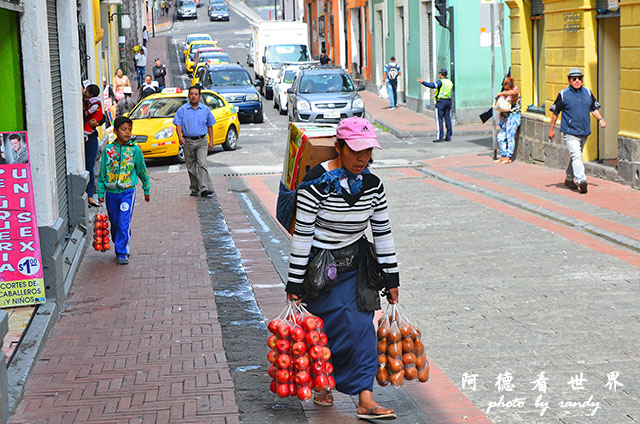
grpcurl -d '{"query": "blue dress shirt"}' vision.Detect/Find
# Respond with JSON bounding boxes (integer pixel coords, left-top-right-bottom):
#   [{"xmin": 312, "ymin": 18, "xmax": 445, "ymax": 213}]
[{"xmin": 173, "ymin": 102, "xmax": 216, "ymax": 137}]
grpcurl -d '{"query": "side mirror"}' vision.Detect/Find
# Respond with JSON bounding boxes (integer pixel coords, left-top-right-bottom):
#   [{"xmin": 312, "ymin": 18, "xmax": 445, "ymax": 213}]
[
  {"xmin": 262, "ymin": 56, "xmax": 266, "ymax": 64},
  {"xmin": 254, "ymin": 80, "xmax": 261, "ymax": 87},
  {"xmin": 286, "ymin": 88, "xmax": 294, "ymax": 94},
  {"xmin": 357, "ymin": 84, "xmax": 366, "ymax": 91}
]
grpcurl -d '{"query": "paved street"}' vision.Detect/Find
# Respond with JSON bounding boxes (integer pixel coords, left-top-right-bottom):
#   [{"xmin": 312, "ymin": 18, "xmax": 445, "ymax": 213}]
[{"xmin": 7, "ymin": 4, "xmax": 639, "ymax": 424}]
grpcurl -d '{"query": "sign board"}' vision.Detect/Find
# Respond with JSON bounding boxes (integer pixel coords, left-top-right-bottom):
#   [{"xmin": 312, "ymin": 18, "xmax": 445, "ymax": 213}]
[
  {"xmin": 608, "ymin": 0, "xmax": 618, "ymax": 10},
  {"xmin": 0, "ymin": 132, "xmax": 47, "ymax": 308},
  {"xmin": 479, "ymin": 3, "xmax": 502, "ymax": 47},
  {"xmin": 563, "ymin": 12, "xmax": 581, "ymax": 33}
]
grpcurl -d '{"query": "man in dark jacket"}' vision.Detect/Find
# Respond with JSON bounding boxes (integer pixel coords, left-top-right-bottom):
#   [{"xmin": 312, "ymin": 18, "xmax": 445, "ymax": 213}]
[
  {"xmin": 153, "ymin": 58, "xmax": 167, "ymax": 90},
  {"xmin": 548, "ymin": 68, "xmax": 606, "ymax": 194}
]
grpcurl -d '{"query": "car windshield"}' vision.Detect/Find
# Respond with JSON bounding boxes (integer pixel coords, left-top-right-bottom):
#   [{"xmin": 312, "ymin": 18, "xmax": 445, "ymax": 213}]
[
  {"xmin": 182, "ymin": 0, "xmax": 196, "ymax": 6},
  {"xmin": 198, "ymin": 53, "xmax": 231, "ymax": 63},
  {"xmin": 282, "ymin": 70, "xmax": 297, "ymax": 83},
  {"xmin": 187, "ymin": 36, "xmax": 210, "ymax": 45},
  {"xmin": 129, "ymin": 97, "xmax": 187, "ymax": 119},
  {"xmin": 298, "ymin": 74, "xmax": 354, "ymax": 94},
  {"xmin": 266, "ymin": 45, "xmax": 310, "ymax": 63},
  {"xmin": 212, "ymin": 5, "xmax": 226, "ymax": 10},
  {"xmin": 189, "ymin": 44, "xmax": 213, "ymax": 59},
  {"xmin": 207, "ymin": 69, "xmax": 252, "ymax": 86}
]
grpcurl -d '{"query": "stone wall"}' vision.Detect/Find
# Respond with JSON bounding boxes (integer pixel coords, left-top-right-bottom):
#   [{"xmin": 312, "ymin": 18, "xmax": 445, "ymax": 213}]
[{"xmin": 618, "ymin": 136, "xmax": 640, "ymax": 188}]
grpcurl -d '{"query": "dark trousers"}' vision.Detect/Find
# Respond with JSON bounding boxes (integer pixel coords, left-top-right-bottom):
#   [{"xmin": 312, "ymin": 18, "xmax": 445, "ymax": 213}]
[
  {"xmin": 85, "ymin": 132, "xmax": 99, "ymax": 198},
  {"xmin": 387, "ymin": 79, "xmax": 398, "ymax": 108},
  {"xmin": 435, "ymin": 99, "xmax": 452, "ymax": 140}
]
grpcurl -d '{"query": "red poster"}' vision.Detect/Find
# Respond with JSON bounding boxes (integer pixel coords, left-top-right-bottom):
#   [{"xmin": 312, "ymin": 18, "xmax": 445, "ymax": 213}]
[{"xmin": 0, "ymin": 131, "xmax": 47, "ymax": 307}]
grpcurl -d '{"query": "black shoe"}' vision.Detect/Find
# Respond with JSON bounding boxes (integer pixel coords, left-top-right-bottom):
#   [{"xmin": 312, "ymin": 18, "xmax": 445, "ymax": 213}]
[
  {"xmin": 444, "ymin": 138, "xmax": 451, "ymax": 142},
  {"xmin": 432, "ymin": 139, "xmax": 444, "ymax": 143},
  {"xmin": 190, "ymin": 191, "xmax": 198, "ymax": 197},
  {"xmin": 564, "ymin": 179, "xmax": 578, "ymax": 190},
  {"xmin": 201, "ymin": 189, "xmax": 213, "ymax": 197},
  {"xmin": 578, "ymin": 181, "xmax": 588, "ymax": 193},
  {"xmin": 117, "ymin": 257, "xmax": 129, "ymax": 265}
]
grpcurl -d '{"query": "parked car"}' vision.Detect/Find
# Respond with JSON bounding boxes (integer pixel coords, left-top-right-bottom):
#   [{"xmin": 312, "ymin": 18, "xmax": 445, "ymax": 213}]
[
  {"xmin": 198, "ymin": 63, "xmax": 264, "ymax": 123},
  {"xmin": 273, "ymin": 63, "xmax": 304, "ymax": 115},
  {"xmin": 177, "ymin": 0, "xmax": 197, "ymax": 20},
  {"xmin": 182, "ymin": 33, "xmax": 212, "ymax": 59},
  {"xmin": 127, "ymin": 87, "xmax": 239, "ymax": 163},
  {"xmin": 286, "ymin": 66, "xmax": 365, "ymax": 123},
  {"xmin": 209, "ymin": 4, "xmax": 229, "ymax": 20}
]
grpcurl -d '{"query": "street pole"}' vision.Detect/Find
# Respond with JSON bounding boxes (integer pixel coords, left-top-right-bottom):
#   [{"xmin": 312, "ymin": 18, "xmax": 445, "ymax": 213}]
[
  {"xmin": 448, "ymin": 6, "xmax": 455, "ymax": 120},
  {"xmin": 274, "ymin": 0, "xmax": 277, "ymax": 20},
  {"xmin": 490, "ymin": 3, "xmax": 497, "ymax": 160},
  {"xmin": 498, "ymin": 2, "xmax": 506, "ymax": 77},
  {"xmin": 118, "ymin": 4, "xmax": 127, "ymax": 74}
]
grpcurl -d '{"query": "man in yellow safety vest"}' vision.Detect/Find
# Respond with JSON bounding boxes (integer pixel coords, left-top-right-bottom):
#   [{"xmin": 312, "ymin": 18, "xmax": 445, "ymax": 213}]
[{"xmin": 418, "ymin": 68, "xmax": 453, "ymax": 142}]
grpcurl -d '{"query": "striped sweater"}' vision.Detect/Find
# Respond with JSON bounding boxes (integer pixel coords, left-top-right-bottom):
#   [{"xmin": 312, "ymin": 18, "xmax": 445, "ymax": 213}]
[{"xmin": 286, "ymin": 163, "xmax": 400, "ymax": 295}]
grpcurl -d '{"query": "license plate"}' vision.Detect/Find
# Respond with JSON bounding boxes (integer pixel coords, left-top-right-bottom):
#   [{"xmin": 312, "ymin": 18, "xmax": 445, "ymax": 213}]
[{"xmin": 324, "ymin": 110, "xmax": 340, "ymax": 119}]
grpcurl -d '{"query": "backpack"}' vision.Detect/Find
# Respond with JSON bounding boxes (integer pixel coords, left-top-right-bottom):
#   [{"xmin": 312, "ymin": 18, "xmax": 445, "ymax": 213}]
[{"xmin": 387, "ymin": 63, "xmax": 399, "ymax": 81}]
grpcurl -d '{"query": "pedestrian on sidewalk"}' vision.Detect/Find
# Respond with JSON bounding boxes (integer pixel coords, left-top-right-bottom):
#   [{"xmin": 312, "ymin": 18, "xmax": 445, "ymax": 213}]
[
  {"xmin": 153, "ymin": 58, "xmax": 167, "ymax": 91},
  {"xmin": 173, "ymin": 86, "xmax": 215, "ymax": 197},
  {"xmin": 97, "ymin": 116, "xmax": 151, "ymax": 265},
  {"xmin": 163, "ymin": 0, "xmax": 169, "ymax": 17},
  {"xmin": 319, "ymin": 48, "xmax": 330, "ymax": 66},
  {"xmin": 134, "ymin": 45, "xmax": 147, "ymax": 89},
  {"xmin": 286, "ymin": 116, "xmax": 399, "ymax": 421},
  {"xmin": 548, "ymin": 68, "xmax": 606, "ymax": 194},
  {"xmin": 83, "ymin": 84, "xmax": 104, "ymax": 208},
  {"xmin": 140, "ymin": 75, "xmax": 159, "ymax": 100},
  {"xmin": 113, "ymin": 68, "xmax": 131, "ymax": 102},
  {"xmin": 418, "ymin": 68, "xmax": 453, "ymax": 142},
  {"xmin": 493, "ymin": 77, "xmax": 521, "ymax": 164},
  {"xmin": 142, "ymin": 26, "xmax": 149, "ymax": 48},
  {"xmin": 383, "ymin": 57, "xmax": 401, "ymax": 110},
  {"xmin": 116, "ymin": 87, "xmax": 136, "ymax": 117}
]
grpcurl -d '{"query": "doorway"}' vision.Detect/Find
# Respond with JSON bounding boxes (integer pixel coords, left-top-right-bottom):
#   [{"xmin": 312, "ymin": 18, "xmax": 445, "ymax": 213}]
[
  {"xmin": 597, "ymin": 16, "xmax": 620, "ymax": 162},
  {"xmin": 374, "ymin": 8, "xmax": 383, "ymax": 85}
]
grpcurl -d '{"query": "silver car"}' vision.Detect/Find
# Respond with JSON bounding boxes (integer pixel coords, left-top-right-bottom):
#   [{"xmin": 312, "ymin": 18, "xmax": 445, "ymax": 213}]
[
  {"xmin": 286, "ymin": 67, "xmax": 365, "ymax": 123},
  {"xmin": 177, "ymin": 0, "xmax": 197, "ymax": 19}
]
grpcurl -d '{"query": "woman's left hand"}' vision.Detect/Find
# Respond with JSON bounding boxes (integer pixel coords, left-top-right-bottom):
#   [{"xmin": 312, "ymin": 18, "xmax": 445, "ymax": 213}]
[{"xmin": 387, "ymin": 288, "xmax": 399, "ymax": 304}]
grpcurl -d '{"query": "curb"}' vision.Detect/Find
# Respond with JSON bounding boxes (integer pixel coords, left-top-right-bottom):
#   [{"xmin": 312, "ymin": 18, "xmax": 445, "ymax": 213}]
[{"xmin": 367, "ymin": 114, "xmax": 492, "ymax": 139}]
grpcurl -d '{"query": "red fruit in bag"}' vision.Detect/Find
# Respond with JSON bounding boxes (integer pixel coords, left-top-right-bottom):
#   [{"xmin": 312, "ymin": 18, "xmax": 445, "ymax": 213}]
[
  {"xmin": 94, "ymin": 244, "xmax": 103, "ymax": 251},
  {"xmin": 276, "ymin": 384, "xmax": 289, "ymax": 398},
  {"xmin": 270, "ymin": 380, "xmax": 277, "ymax": 393},
  {"xmin": 302, "ymin": 316, "xmax": 317, "ymax": 332},
  {"xmin": 294, "ymin": 355, "xmax": 310, "ymax": 370},
  {"xmin": 328, "ymin": 375, "xmax": 336, "ymax": 389},
  {"xmin": 311, "ymin": 361, "xmax": 324, "ymax": 374},
  {"xmin": 267, "ymin": 335, "xmax": 277, "ymax": 349},
  {"xmin": 321, "ymin": 347, "xmax": 331, "ymax": 361},
  {"xmin": 276, "ymin": 369, "xmax": 291, "ymax": 384},
  {"xmin": 95, "ymin": 221, "xmax": 103, "ymax": 229},
  {"xmin": 277, "ymin": 323, "xmax": 291, "ymax": 339},
  {"xmin": 293, "ymin": 313, "xmax": 302, "ymax": 325},
  {"xmin": 103, "ymin": 243, "xmax": 110, "ymax": 251},
  {"xmin": 318, "ymin": 332, "xmax": 328, "ymax": 346},
  {"xmin": 291, "ymin": 342, "xmax": 307, "ymax": 356},
  {"xmin": 315, "ymin": 317, "xmax": 324, "ymax": 330},
  {"xmin": 325, "ymin": 362, "xmax": 334, "ymax": 374},
  {"xmin": 276, "ymin": 354, "xmax": 292, "ymax": 369},
  {"xmin": 314, "ymin": 374, "xmax": 329, "ymax": 390},
  {"xmin": 309, "ymin": 345, "xmax": 323, "ymax": 360},
  {"xmin": 94, "ymin": 237, "xmax": 103, "ymax": 245},
  {"xmin": 103, "ymin": 236, "xmax": 110, "ymax": 244},
  {"xmin": 290, "ymin": 326, "xmax": 305, "ymax": 342},
  {"xmin": 297, "ymin": 385, "xmax": 313, "ymax": 401},
  {"xmin": 305, "ymin": 330, "xmax": 320, "ymax": 345},
  {"xmin": 267, "ymin": 350, "xmax": 277, "ymax": 364},
  {"xmin": 276, "ymin": 339, "xmax": 290, "ymax": 353},
  {"xmin": 294, "ymin": 371, "xmax": 311, "ymax": 385},
  {"xmin": 268, "ymin": 365, "xmax": 276, "ymax": 379},
  {"xmin": 267, "ymin": 319, "xmax": 281, "ymax": 334}
]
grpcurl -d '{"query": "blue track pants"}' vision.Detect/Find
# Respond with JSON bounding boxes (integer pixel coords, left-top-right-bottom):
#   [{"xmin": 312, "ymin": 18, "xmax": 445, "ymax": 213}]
[{"xmin": 105, "ymin": 189, "xmax": 136, "ymax": 259}]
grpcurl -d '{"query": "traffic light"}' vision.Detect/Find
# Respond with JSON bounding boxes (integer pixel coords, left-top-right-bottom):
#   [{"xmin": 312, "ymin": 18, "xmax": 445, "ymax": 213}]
[{"xmin": 435, "ymin": 0, "xmax": 448, "ymax": 29}]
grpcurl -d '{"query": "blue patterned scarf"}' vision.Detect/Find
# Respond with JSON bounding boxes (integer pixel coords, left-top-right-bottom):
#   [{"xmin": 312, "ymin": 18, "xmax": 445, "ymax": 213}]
[{"xmin": 316, "ymin": 167, "xmax": 370, "ymax": 195}]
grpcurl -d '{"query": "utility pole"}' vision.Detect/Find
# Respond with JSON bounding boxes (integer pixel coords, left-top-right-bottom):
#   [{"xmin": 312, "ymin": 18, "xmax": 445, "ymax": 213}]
[
  {"xmin": 490, "ymin": 4, "xmax": 497, "ymax": 160},
  {"xmin": 118, "ymin": 4, "xmax": 127, "ymax": 73}
]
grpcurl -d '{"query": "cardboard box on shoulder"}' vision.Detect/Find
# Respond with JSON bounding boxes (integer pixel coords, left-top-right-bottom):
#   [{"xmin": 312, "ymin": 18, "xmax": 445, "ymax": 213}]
[{"xmin": 282, "ymin": 123, "xmax": 338, "ymax": 190}]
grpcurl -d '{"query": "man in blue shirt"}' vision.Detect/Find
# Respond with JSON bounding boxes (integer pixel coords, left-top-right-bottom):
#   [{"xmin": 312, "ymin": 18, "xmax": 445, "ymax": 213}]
[
  {"xmin": 548, "ymin": 68, "xmax": 606, "ymax": 194},
  {"xmin": 418, "ymin": 68, "xmax": 454, "ymax": 142},
  {"xmin": 173, "ymin": 86, "xmax": 216, "ymax": 197}
]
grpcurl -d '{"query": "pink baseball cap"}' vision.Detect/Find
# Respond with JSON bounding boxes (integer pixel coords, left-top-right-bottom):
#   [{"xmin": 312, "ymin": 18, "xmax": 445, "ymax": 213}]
[{"xmin": 336, "ymin": 117, "xmax": 381, "ymax": 151}]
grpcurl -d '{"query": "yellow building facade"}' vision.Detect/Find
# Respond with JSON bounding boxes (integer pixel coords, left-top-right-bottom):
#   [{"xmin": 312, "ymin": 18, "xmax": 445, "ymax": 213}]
[{"xmin": 507, "ymin": 0, "xmax": 640, "ymax": 188}]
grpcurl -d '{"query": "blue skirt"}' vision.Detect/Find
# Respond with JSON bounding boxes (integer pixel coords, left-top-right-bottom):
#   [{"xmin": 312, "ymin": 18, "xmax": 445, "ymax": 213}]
[{"xmin": 305, "ymin": 269, "xmax": 378, "ymax": 395}]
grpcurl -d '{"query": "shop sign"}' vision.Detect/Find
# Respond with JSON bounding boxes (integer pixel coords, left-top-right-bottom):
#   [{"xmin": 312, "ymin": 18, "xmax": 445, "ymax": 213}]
[
  {"xmin": 563, "ymin": 12, "xmax": 581, "ymax": 33},
  {"xmin": 0, "ymin": 132, "xmax": 46, "ymax": 308}
]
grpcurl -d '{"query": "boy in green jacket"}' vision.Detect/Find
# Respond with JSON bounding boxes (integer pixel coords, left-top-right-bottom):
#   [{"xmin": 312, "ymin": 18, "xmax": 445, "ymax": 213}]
[{"xmin": 97, "ymin": 116, "xmax": 150, "ymax": 265}]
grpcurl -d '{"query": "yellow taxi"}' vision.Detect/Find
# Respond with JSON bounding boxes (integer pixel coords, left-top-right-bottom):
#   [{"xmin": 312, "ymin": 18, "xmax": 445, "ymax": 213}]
[
  {"xmin": 182, "ymin": 33, "xmax": 212, "ymax": 60},
  {"xmin": 127, "ymin": 87, "xmax": 239, "ymax": 163},
  {"xmin": 185, "ymin": 40, "xmax": 218, "ymax": 73}
]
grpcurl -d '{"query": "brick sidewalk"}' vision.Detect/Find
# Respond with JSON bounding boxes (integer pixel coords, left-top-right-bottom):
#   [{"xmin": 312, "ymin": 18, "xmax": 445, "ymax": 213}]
[
  {"xmin": 10, "ymin": 173, "xmax": 240, "ymax": 423},
  {"xmin": 361, "ymin": 90, "xmax": 490, "ymax": 139}
]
